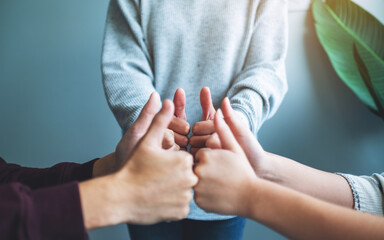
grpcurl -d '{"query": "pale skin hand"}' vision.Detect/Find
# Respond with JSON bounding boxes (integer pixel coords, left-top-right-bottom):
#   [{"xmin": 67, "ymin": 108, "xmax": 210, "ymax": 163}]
[
  {"xmin": 195, "ymin": 103, "xmax": 384, "ymax": 240},
  {"xmin": 169, "ymin": 88, "xmax": 190, "ymax": 151},
  {"xmin": 190, "ymin": 87, "xmax": 217, "ymax": 156},
  {"xmin": 217, "ymin": 97, "xmax": 353, "ymax": 208},
  {"xmin": 194, "ymin": 109, "xmax": 257, "ymax": 216},
  {"xmin": 79, "ymin": 100, "xmax": 198, "ymax": 230},
  {"xmin": 93, "ymin": 92, "xmax": 179, "ymax": 177}
]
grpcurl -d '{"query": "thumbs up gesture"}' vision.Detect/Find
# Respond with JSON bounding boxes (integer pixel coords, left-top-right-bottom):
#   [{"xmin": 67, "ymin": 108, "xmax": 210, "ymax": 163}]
[
  {"xmin": 168, "ymin": 88, "xmax": 190, "ymax": 151},
  {"xmin": 193, "ymin": 98, "xmax": 257, "ymax": 217},
  {"xmin": 190, "ymin": 87, "xmax": 218, "ymax": 156},
  {"xmin": 116, "ymin": 99, "xmax": 198, "ymax": 224}
]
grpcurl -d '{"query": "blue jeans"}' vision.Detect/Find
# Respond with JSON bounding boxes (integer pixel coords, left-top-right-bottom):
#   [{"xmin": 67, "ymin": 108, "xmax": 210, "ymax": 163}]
[{"xmin": 128, "ymin": 217, "xmax": 246, "ymax": 240}]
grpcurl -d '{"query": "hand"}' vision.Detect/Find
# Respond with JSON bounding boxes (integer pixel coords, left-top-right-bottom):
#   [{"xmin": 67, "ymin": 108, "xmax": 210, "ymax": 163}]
[
  {"xmin": 115, "ymin": 93, "xmax": 179, "ymax": 171},
  {"xmin": 81, "ymin": 100, "xmax": 198, "ymax": 229},
  {"xmin": 94, "ymin": 93, "xmax": 180, "ymax": 177},
  {"xmin": 193, "ymin": 109, "xmax": 256, "ymax": 216},
  {"xmin": 190, "ymin": 87, "xmax": 217, "ymax": 156},
  {"xmin": 217, "ymin": 97, "xmax": 270, "ymax": 176},
  {"xmin": 168, "ymin": 88, "xmax": 190, "ymax": 150}
]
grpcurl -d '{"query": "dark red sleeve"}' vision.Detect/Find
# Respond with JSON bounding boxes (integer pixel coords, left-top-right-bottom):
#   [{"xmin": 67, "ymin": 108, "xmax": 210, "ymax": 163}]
[
  {"xmin": 0, "ymin": 182, "xmax": 88, "ymax": 240},
  {"xmin": 0, "ymin": 157, "xmax": 97, "ymax": 189}
]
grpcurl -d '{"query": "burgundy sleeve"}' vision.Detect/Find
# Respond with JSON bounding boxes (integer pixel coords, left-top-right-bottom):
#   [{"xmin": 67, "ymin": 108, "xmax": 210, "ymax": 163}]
[
  {"xmin": 0, "ymin": 182, "xmax": 88, "ymax": 240},
  {"xmin": 0, "ymin": 157, "xmax": 97, "ymax": 189}
]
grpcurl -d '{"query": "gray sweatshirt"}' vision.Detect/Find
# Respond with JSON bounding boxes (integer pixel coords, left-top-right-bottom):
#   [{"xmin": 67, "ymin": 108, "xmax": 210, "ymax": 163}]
[{"xmin": 102, "ymin": 0, "xmax": 288, "ymax": 220}]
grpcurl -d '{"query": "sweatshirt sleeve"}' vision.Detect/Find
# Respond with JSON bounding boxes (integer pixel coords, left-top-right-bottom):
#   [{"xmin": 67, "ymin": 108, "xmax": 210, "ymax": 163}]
[
  {"xmin": 337, "ymin": 173, "xmax": 384, "ymax": 216},
  {"xmin": 0, "ymin": 182, "xmax": 88, "ymax": 240},
  {"xmin": 102, "ymin": 0, "xmax": 155, "ymax": 133},
  {"xmin": 227, "ymin": 0, "xmax": 288, "ymax": 134},
  {"xmin": 0, "ymin": 157, "xmax": 96, "ymax": 189}
]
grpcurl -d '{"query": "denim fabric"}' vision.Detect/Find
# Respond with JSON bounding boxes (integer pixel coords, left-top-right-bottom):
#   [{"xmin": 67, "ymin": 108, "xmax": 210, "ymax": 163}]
[{"xmin": 128, "ymin": 217, "xmax": 246, "ymax": 240}]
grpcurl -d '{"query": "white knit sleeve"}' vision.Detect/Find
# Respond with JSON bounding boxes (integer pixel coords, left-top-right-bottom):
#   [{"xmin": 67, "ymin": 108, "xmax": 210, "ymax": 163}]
[{"xmin": 337, "ymin": 173, "xmax": 384, "ymax": 216}]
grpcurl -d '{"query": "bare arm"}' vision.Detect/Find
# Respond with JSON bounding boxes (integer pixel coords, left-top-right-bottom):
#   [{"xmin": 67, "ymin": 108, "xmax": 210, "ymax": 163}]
[
  {"xmin": 261, "ymin": 152, "xmax": 354, "ymax": 208},
  {"xmin": 216, "ymin": 97, "xmax": 354, "ymax": 208},
  {"xmin": 194, "ymin": 104, "xmax": 384, "ymax": 239},
  {"xmin": 247, "ymin": 178, "xmax": 384, "ymax": 240}
]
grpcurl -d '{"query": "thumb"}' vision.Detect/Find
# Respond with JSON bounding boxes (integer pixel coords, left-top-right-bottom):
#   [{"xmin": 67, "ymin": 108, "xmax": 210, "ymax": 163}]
[
  {"xmin": 130, "ymin": 92, "xmax": 161, "ymax": 133},
  {"xmin": 173, "ymin": 88, "xmax": 187, "ymax": 120},
  {"xmin": 143, "ymin": 100, "xmax": 175, "ymax": 147},
  {"xmin": 221, "ymin": 97, "xmax": 264, "ymax": 153},
  {"xmin": 200, "ymin": 87, "xmax": 216, "ymax": 120},
  {"xmin": 213, "ymin": 109, "xmax": 243, "ymax": 153}
]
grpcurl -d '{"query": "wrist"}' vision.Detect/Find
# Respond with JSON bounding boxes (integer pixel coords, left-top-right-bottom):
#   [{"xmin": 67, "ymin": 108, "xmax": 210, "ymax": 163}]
[
  {"xmin": 238, "ymin": 176, "xmax": 260, "ymax": 218},
  {"xmin": 79, "ymin": 172, "xmax": 134, "ymax": 230},
  {"xmin": 256, "ymin": 152, "xmax": 283, "ymax": 184},
  {"xmin": 92, "ymin": 153, "xmax": 117, "ymax": 178}
]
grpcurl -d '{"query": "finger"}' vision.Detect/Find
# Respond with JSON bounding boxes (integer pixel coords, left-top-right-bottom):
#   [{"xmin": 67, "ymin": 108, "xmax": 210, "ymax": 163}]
[
  {"xmin": 214, "ymin": 109, "xmax": 242, "ymax": 153},
  {"xmin": 194, "ymin": 148, "xmax": 212, "ymax": 165},
  {"xmin": 189, "ymin": 135, "xmax": 210, "ymax": 148},
  {"xmin": 174, "ymin": 132, "xmax": 189, "ymax": 147},
  {"xmin": 206, "ymin": 133, "xmax": 221, "ymax": 149},
  {"xmin": 221, "ymin": 98, "xmax": 257, "ymax": 145},
  {"xmin": 173, "ymin": 88, "xmax": 187, "ymax": 120},
  {"xmin": 144, "ymin": 100, "xmax": 175, "ymax": 146},
  {"xmin": 131, "ymin": 92, "xmax": 161, "ymax": 133},
  {"xmin": 162, "ymin": 129, "xmax": 175, "ymax": 149},
  {"xmin": 172, "ymin": 144, "xmax": 181, "ymax": 151},
  {"xmin": 168, "ymin": 117, "xmax": 190, "ymax": 135},
  {"xmin": 190, "ymin": 147, "xmax": 200, "ymax": 158},
  {"xmin": 200, "ymin": 87, "xmax": 216, "ymax": 121},
  {"xmin": 192, "ymin": 120, "xmax": 215, "ymax": 135}
]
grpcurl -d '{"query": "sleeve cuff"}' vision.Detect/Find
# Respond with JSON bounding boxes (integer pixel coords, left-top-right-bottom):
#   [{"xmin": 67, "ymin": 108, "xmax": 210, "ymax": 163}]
[
  {"xmin": 29, "ymin": 182, "xmax": 89, "ymax": 239},
  {"xmin": 336, "ymin": 173, "xmax": 384, "ymax": 216},
  {"xmin": 67, "ymin": 159, "xmax": 98, "ymax": 182}
]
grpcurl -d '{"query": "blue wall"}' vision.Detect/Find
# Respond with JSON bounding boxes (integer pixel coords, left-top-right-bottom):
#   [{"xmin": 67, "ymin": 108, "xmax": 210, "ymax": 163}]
[{"xmin": 0, "ymin": 1, "xmax": 383, "ymax": 240}]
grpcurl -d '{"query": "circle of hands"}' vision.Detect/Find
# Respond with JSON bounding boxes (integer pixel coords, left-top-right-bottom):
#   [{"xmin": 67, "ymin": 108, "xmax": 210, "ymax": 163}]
[{"xmin": 114, "ymin": 87, "xmax": 267, "ymax": 222}]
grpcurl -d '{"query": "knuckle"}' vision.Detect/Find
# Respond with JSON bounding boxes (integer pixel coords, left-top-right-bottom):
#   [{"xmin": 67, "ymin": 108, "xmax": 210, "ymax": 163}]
[{"xmin": 180, "ymin": 206, "xmax": 190, "ymax": 218}]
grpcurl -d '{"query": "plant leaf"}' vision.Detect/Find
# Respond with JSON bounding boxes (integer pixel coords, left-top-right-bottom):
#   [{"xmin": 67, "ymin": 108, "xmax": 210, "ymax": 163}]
[
  {"xmin": 353, "ymin": 44, "xmax": 384, "ymax": 120},
  {"xmin": 312, "ymin": 0, "xmax": 384, "ymax": 112}
]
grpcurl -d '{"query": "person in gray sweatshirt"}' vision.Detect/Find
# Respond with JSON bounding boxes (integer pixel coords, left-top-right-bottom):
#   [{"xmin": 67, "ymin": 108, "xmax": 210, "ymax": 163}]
[{"xmin": 101, "ymin": 0, "xmax": 288, "ymax": 239}]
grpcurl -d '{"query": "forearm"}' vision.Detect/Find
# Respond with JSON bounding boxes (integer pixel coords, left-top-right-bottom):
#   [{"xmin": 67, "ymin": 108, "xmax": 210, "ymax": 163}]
[
  {"xmin": 248, "ymin": 179, "xmax": 384, "ymax": 240},
  {"xmin": 0, "ymin": 157, "xmax": 96, "ymax": 189},
  {"xmin": 261, "ymin": 152, "xmax": 354, "ymax": 208},
  {"xmin": 79, "ymin": 174, "xmax": 134, "ymax": 230},
  {"xmin": 102, "ymin": 0, "xmax": 155, "ymax": 132},
  {"xmin": 0, "ymin": 182, "xmax": 88, "ymax": 240},
  {"xmin": 228, "ymin": 0, "xmax": 288, "ymax": 133}
]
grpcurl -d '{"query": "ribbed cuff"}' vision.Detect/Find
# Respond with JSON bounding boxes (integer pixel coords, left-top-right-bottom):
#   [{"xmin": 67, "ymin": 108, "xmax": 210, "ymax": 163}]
[
  {"xmin": 336, "ymin": 173, "xmax": 384, "ymax": 216},
  {"xmin": 28, "ymin": 182, "xmax": 88, "ymax": 240},
  {"xmin": 231, "ymin": 105, "xmax": 256, "ymax": 133}
]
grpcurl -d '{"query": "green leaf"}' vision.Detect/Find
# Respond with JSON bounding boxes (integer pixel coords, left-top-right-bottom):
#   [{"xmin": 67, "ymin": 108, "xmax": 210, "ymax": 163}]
[
  {"xmin": 353, "ymin": 44, "xmax": 384, "ymax": 120},
  {"xmin": 312, "ymin": 0, "xmax": 384, "ymax": 113}
]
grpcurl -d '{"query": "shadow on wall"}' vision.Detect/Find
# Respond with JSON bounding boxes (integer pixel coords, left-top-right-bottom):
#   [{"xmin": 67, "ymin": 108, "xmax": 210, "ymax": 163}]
[{"xmin": 304, "ymin": 10, "xmax": 383, "ymax": 138}]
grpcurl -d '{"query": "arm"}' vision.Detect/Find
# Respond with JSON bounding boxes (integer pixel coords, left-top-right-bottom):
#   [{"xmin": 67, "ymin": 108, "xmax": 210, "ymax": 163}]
[
  {"xmin": 336, "ymin": 173, "xmax": 384, "ymax": 215},
  {"xmin": 102, "ymin": 1, "xmax": 189, "ymax": 148},
  {"xmin": 194, "ymin": 107, "xmax": 384, "ymax": 240},
  {"xmin": 191, "ymin": 0, "xmax": 288, "ymax": 151},
  {"xmin": 1, "ymin": 99, "xmax": 197, "ymax": 238},
  {"xmin": 248, "ymin": 178, "xmax": 384, "ymax": 240},
  {"xmin": 216, "ymin": 97, "xmax": 355, "ymax": 209},
  {"xmin": 0, "ymin": 157, "xmax": 96, "ymax": 189},
  {"xmin": 0, "ymin": 182, "xmax": 88, "ymax": 240},
  {"xmin": 227, "ymin": 0, "xmax": 288, "ymax": 133},
  {"xmin": 102, "ymin": 0, "xmax": 155, "ymax": 133}
]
